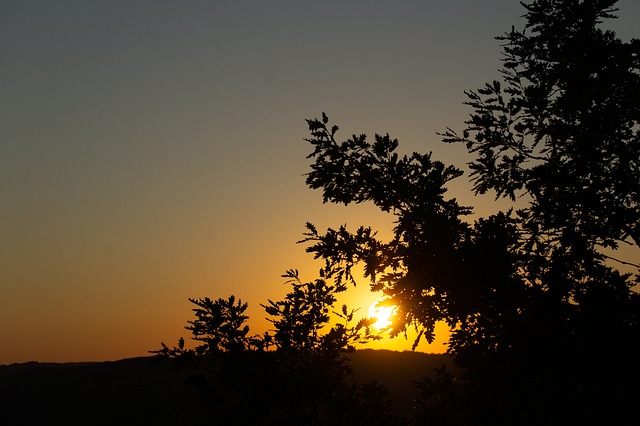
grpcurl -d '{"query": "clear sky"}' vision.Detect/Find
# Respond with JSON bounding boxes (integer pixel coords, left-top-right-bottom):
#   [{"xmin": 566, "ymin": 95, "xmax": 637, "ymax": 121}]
[{"xmin": 2, "ymin": 1, "xmax": 639, "ymax": 364}]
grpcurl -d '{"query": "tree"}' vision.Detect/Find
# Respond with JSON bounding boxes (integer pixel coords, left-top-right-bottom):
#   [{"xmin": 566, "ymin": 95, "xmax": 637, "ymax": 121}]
[
  {"xmin": 154, "ymin": 270, "xmax": 397, "ymax": 425},
  {"xmin": 153, "ymin": 295, "xmax": 252, "ymax": 362},
  {"xmin": 441, "ymin": 0, "xmax": 640, "ymax": 254},
  {"xmin": 258, "ymin": 268, "xmax": 394, "ymax": 425},
  {"xmin": 186, "ymin": 295, "xmax": 252, "ymax": 354},
  {"xmin": 301, "ymin": 1, "xmax": 639, "ymax": 423},
  {"xmin": 262, "ymin": 268, "xmax": 377, "ymax": 355}
]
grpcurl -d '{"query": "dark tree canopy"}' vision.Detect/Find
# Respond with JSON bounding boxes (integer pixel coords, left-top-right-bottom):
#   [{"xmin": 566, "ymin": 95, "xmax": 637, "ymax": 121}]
[
  {"xmin": 442, "ymin": 0, "xmax": 640, "ymax": 251},
  {"xmin": 302, "ymin": 1, "xmax": 639, "ymax": 423}
]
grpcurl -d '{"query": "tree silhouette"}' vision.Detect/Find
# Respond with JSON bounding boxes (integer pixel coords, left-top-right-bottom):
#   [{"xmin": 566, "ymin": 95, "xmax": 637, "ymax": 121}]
[
  {"xmin": 156, "ymin": 1, "xmax": 639, "ymax": 423},
  {"xmin": 186, "ymin": 295, "xmax": 251, "ymax": 354},
  {"xmin": 301, "ymin": 1, "xmax": 639, "ymax": 423},
  {"xmin": 262, "ymin": 268, "xmax": 377, "ymax": 355},
  {"xmin": 258, "ymin": 268, "xmax": 395, "ymax": 424},
  {"xmin": 153, "ymin": 295, "xmax": 255, "ymax": 361},
  {"xmin": 441, "ymin": 0, "xmax": 640, "ymax": 254},
  {"xmin": 154, "ymin": 270, "xmax": 398, "ymax": 425}
]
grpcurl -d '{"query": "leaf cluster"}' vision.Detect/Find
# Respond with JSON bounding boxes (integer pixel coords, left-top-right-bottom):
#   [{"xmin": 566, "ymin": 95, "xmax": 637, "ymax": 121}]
[
  {"xmin": 440, "ymin": 0, "xmax": 640, "ymax": 251},
  {"xmin": 262, "ymin": 268, "xmax": 379, "ymax": 355}
]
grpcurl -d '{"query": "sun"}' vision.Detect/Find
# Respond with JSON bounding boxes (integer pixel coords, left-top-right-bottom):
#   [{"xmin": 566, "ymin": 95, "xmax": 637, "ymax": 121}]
[{"xmin": 368, "ymin": 300, "xmax": 396, "ymax": 329}]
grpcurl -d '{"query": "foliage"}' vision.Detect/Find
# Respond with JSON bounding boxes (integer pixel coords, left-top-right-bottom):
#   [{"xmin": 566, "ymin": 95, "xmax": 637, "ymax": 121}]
[
  {"xmin": 154, "ymin": 270, "xmax": 398, "ymax": 425},
  {"xmin": 262, "ymin": 268, "xmax": 378, "ymax": 354},
  {"xmin": 301, "ymin": 1, "xmax": 640, "ymax": 423},
  {"xmin": 441, "ymin": 0, "xmax": 640, "ymax": 252},
  {"xmin": 303, "ymin": 113, "xmax": 533, "ymax": 354},
  {"xmin": 152, "ymin": 295, "xmax": 254, "ymax": 361},
  {"xmin": 186, "ymin": 295, "xmax": 251, "ymax": 354}
]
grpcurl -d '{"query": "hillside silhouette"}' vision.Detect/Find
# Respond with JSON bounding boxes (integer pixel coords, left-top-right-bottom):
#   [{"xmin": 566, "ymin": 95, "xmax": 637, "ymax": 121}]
[{"xmin": 0, "ymin": 350, "xmax": 448, "ymax": 425}]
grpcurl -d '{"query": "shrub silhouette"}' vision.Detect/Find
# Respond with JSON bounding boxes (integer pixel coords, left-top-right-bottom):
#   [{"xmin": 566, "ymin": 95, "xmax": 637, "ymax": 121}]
[{"xmin": 154, "ymin": 269, "xmax": 400, "ymax": 425}]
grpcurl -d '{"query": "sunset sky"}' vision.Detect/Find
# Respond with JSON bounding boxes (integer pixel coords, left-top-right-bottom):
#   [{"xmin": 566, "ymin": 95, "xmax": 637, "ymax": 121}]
[{"xmin": 2, "ymin": 1, "xmax": 639, "ymax": 364}]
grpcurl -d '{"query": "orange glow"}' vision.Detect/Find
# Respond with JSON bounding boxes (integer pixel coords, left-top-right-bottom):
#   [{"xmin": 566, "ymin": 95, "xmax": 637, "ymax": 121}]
[{"xmin": 368, "ymin": 299, "xmax": 396, "ymax": 330}]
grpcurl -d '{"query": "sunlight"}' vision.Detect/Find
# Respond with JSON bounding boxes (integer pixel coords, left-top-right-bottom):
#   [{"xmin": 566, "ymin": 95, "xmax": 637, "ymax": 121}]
[{"xmin": 368, "ymin": 299, "xmax": 396, "ymax": 330}]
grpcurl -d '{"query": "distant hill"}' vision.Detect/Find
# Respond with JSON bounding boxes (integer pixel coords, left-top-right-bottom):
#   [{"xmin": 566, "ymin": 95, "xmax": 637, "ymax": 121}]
[
  {"xmin": 0, "ymin": 357, "xmax": 204, "ymax": 425},
  {"xmin": 0, "ymin": 350, "xmax": 452, "ymax": 425},
  {"xmin": 349, "ymin": 349, "xmax": 453, "ymax": 417}
]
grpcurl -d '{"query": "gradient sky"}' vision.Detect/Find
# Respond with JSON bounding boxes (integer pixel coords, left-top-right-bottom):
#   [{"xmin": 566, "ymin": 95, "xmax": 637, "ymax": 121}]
[{"xmin": 2, "ymin": 1, "xmax": 639, "ymax": 364}]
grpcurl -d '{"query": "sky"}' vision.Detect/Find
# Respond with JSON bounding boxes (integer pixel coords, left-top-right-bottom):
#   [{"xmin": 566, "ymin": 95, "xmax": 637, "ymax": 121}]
[{"xmin": 1, "ymin": 0, "xmax": 639, "ymax": 364}]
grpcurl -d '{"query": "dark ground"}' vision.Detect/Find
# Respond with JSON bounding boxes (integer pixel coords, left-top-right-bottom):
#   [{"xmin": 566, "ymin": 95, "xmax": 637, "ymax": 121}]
[{"xmin": 0, "ymin": 349, "xmax": 451, "ymax": 425}]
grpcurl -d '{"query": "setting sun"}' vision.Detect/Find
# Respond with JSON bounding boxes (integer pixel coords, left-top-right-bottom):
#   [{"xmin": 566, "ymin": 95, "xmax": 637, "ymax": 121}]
[{"xmin": 368, "ymin": 300, "xmax": 396, "ymax": 330}]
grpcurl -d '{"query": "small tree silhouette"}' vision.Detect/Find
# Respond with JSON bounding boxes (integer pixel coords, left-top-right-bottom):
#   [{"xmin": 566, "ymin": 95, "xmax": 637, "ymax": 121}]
[
  {"xmin": 186, "ymin": 295, "xmax": 251, "ymax": 354},
  {"xmin": 262, "ymin": 268, "xmax": 377, "ymax": 354},
  {"xmin": 153, "ymin": 295, "xmax": 253, "ymax": 359},
  {"xmin": 154, "ymin": 268, "xmax": 398, "ymax": 425}
]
